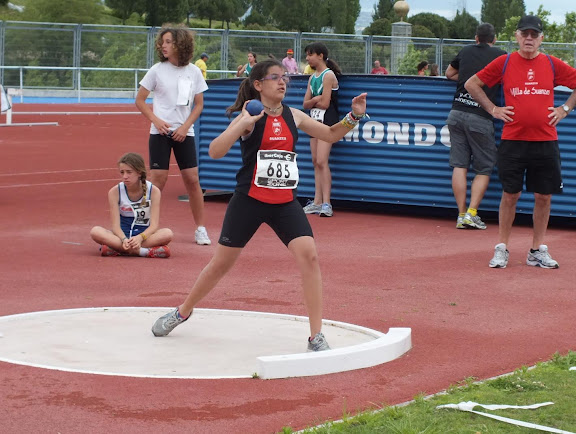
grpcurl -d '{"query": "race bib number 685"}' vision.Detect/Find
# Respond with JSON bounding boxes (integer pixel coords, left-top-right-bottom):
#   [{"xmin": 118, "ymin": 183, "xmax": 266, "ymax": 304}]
[{"xmin": 254, "ymin": 150, "xmax": 299, "ymax": 189}]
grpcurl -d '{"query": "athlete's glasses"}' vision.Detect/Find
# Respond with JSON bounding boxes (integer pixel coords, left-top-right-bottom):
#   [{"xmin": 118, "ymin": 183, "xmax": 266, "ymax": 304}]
[
  {"xmin": 261, "ymin": 74, "xmax": 290, "ymax": 84},
  {"xmin": 519, "ymin": 30, "xmax": 541, "ymax": 39}
]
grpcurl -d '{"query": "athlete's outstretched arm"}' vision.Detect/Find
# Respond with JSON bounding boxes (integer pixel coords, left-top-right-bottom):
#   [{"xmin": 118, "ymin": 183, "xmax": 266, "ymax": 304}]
[{"xmin": 293, "ymin": 93, "xmax": 367, "ymax": 143}]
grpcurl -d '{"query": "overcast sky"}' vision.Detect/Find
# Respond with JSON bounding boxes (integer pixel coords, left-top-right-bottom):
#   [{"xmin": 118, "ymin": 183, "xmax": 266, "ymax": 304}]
[{"xmin": 360, "ymin": 0, "xmax": 575, "ymax": 25}]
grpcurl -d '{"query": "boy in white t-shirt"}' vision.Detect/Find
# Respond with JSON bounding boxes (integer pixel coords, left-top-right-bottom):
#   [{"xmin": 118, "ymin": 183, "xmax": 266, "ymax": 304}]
[{"xmin": 136, "ymin": 25, "xmax": 211, "ymax": 245}]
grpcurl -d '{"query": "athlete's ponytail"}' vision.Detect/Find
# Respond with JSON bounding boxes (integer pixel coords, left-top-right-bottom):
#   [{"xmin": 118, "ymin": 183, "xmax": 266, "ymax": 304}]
[{"xmin": 304, "ymin": 42, "xmax": 341, "ymax": 77}]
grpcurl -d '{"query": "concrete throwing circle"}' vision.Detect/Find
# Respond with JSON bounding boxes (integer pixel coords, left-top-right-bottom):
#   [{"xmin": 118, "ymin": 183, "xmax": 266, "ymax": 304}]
[{"xmin": 0, "ymin": 307, "xmax": 411, "ymax": 379}]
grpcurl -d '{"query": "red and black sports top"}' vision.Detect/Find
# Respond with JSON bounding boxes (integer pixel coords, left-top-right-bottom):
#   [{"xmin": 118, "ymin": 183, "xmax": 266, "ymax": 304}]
[{"xmin": 235, "ymin": 105, "xmax": 299, "ymax": 204}]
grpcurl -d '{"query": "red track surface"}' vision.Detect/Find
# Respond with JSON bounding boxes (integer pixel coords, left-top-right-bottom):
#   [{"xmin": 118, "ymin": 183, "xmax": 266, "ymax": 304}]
[{"xmin": 1, "ymin": 105, "xmax": 575, "ymax": 433}]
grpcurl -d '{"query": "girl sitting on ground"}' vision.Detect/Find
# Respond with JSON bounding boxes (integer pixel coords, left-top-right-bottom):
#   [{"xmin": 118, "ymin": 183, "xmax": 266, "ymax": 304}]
[{"xmin": 90, "ymin": 152, "xmax": 173, "ymax": 258}]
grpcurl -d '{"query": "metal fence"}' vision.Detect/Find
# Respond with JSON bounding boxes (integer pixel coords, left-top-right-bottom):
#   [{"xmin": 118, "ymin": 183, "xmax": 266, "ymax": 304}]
[{"xmin": 1, "ymin": 20, "xmax": 576, "ymax": 93}]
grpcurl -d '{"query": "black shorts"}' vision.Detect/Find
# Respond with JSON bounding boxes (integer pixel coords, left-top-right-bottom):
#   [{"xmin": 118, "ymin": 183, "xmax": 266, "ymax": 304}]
[
  {"xmin": 219, "ymin": 192, "xmax": 314, "ymax": 248},
  {"xmin": 148, "ymin": 134, "xmax": 198, "ymax": 170},
  {"xmin": 497, "ymin": 140, "xmax": 563, "ymax": 194},
  {"xmin": 323, "ymin": 106, "xmax": 339, "ymax": 126}
]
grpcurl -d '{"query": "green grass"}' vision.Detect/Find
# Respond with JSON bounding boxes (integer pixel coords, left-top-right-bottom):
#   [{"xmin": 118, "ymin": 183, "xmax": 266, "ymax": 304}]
[{"xmin": 282, "ymin": 351, "xmax": 576, "ymax": 433}]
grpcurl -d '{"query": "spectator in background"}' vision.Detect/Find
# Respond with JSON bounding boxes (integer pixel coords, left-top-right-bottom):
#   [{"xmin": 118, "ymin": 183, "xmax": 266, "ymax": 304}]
[
  {"xmin": 371, "ymin": 60, "xmax": 388, "ymax": 75},
  {"xmin": 417, "ymin": 61, "xmax": 428, "ymax": 75},
  {"xmin": 302, "ymin": 42, "xmax": 343, "ymax": 218},
  {"xmin": 445, "ymin": 22, "xmax": 506, "ymax": 231},
  {"xmin": 282, "ymin": 48, "xmax": 300, "ymax": 74},
  {"xmin": 429, "ymin": 63, "xmax": 440, "ymax": 76},
  {"xmin": 466, "ymin": 15, "xmax": 576, "ymax": 269},
  {"xmin": 194, "ymin": 52, "xmax": 209, "ymax": 79},
  {"xmin": 135, "ymin": 25, "xmax": 212, "ymax": 246},
  {"xmin": 303, "ymin": 63, "xmax": 314, "ymax": 74},
  {"xmin": 237, "ymin": 52, "xmax": 257, "ymax": 77}
]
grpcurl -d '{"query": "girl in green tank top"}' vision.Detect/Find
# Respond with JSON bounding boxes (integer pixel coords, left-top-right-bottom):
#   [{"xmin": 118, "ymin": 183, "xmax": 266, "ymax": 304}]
[{"xmin": 302, "ymin": 42, "xmax": 342, "ymax": 218}]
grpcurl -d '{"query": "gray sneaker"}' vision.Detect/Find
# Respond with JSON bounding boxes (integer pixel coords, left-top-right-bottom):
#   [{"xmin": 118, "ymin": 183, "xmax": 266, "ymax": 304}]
[
  {"xmin": 151, "ymin": 308, "xmax": 189, "ymax": 337},
  {"xmin": 303, "ymin": 200, "xmax": 321, "ymax": 214},
  {"xmin": 462, "ymin": 212, "xmax": 486, "ymax": 229},
  {"xmin": 318, "ymin": 203, "xmax": 333, "ymax": 217},
  {"xmin": 456, "ymin": 215, "xmax": 465, "ymax": 229},
  {"xmin": 489, "ymin": 243, "xmax": 509, "ymax": 268},
  {"xmin": 307, "ymin": 332, "xmax": 331, "ymax": 352},
  {"xmin": 526, "ymin": 245, "xmax": 559, "ymax": 269}
]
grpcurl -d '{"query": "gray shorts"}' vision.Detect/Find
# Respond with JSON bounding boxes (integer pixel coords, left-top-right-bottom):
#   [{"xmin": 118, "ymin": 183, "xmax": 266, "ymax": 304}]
[{"xmin": 447, "ymin": 110, "xmax": 496, "ymax": 175}]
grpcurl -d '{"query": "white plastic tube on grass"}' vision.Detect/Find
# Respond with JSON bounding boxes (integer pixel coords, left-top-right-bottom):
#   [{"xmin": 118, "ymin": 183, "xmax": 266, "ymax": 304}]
[{"xmin": 436, "ymin": 401, "xmax": 575, "ymax": 434}]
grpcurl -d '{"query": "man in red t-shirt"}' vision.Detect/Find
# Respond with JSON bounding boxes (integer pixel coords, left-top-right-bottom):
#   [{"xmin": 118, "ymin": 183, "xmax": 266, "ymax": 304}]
[
  {"xmin": 466, "ymin": 15, "xmax": 576, "ymax": 270},
  {"xmin": 371, "ymin": 60, "xmax": 388, "ymax": 75}
]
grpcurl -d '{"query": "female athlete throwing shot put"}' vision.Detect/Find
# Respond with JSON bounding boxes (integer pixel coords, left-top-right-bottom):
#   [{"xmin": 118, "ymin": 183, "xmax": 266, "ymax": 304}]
[{"xmin": 151, "ymin": 59, "xmax": 367, "ymax": 351}]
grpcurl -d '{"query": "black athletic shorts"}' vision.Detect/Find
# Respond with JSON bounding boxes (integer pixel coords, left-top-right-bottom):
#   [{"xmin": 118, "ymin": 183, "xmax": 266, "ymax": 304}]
[
  {"xmin": 148, "ymin": 134, "xmax": 198, "ymax": 170},
  {"xmin": 497, "ymin": 140, "xmax": 562, "ymax": 194},
  {"xmin": 219, "ymin": 192, "xmax": 314, "ymax": 248}
]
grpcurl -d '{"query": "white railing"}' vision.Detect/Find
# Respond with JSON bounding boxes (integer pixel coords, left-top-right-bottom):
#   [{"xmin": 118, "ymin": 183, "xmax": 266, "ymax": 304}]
[{"xmin": 0, "ymin": 65, "xmax": 237, "ymax": 103}]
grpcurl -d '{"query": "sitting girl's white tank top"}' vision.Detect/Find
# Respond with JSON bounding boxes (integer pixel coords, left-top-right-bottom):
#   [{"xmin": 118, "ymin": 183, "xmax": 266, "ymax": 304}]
[{"xmin": 118, "ymin": 180, "xmax": 152, "ymax": 237}]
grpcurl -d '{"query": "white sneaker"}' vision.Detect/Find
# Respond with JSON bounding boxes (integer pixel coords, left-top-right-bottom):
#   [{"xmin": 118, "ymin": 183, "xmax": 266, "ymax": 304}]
[
  {"xmin": 456, "ymin": 215, "xmax": 465, "ymax": 229},
  {"xmin": 307, "ymin": 332, "xmax": 331, "ymax": 352},
  {"xmin": 526, "ymin": 245, "xmax": 559, "ymax": 269},
  {"xmin": 489, "ymin": 243, "xmax": 509, "ymax": 268},
  {"xmin": 318, "ymin": 203, "xmax": 333, "ymax": 217},
  {"xmin": 195, "ymin": 226, "xmax": 211, "ymax": 245},
  {"xmin": 462, "ymin": 212, "xmax": 487, "ymax": 230},
  {"xmin": 303, "ymin": 200, "xmax": 321, "ymax": 214}
]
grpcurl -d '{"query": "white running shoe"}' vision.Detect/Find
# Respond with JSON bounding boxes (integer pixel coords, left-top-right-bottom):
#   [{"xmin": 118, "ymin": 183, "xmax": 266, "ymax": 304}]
[
  {"xmin": 489, "ymin": 243, "xmax": 509, "ymax": 268},
  {"xmin": 151, "ymin": 308, "xmax": 189, "ymax": 337},
  {"xmin": 195, "ymin": 226, "xmax": 211, "ymax": 245},
  {"xmin": 526, "ymin": 245, "xmax": 559, "ymax": 269},
  {"xmin": 462, "ymin": 212, "xmax": 487, "ymax": 230},
  {"xmin": 318, "ymin": 203, "xmax": 333, "ymax": 217},
  {"xmin": 456, "ymin": 215, "xmax": 465, "ymax": 229},
  {"xmin": 303, "ymin": 200, "xmax": 321, "ymax": 214}
]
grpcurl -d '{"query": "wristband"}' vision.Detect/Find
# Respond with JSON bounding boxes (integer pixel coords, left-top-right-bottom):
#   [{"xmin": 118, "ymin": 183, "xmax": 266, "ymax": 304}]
[
  {"xmin": 340, "ymin": 112, "xmax": 359, "ymax": 129},
  {"xmin": 351, "ymin": 111, "xmax": 366, "ymax": 121},
  {"xmin": 140, "ymin": 233, "xmax": 148, "ymax": 241},
  {"xmin": 121, "ymin": 237, "xmax": 127, "ymax": 242},
  {"xmin": 492, "ymin": 106, "xmax": 496, "ymax": 115}
]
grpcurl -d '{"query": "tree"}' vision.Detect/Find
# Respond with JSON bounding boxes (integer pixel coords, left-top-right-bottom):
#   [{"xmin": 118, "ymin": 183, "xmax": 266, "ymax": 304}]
[
  {"xmin": 397, "ymin": 43, "xmax": 426, "ymax": 75},
  {"xmin": 372, "ymin": 0, "xmax": 395, "ymax": 21},
  {"xmin": 507, "ymin": 0, "xmax": 525, "ymax": 21},
  {"xmin": 411, "ymin": 24, "xmax": 435, "ymax": 39},
  {"xmin": 324, "ymin": 0, "xmax": 360, "ymax": 34},
  {"xmin": 561, "ymin": 12, "xmax": 576, "ymax": 44},
  {"xmin": 481, "ymin": 0, "xmax": 525, "ymax": 34},
  {"xmin": 363, "ymin": 18, "xmax": 392, "ymax": 36},
  {"xmin": 190, "ymin": 0, "xmax": 219, "ymax": 27},
  {"xmin": 105, "ymin": 0, "xmax": 144, "ymax": 24},
  {"xmin": 24, "ymin": 0, "xmax": 105, "ymax": 23},
  {"xmin": 215, "ymin": 0, "xmax": 249, "ymax": 30},
  {"xmin": 449, "ymin": 9, "xmax": 479, "ymax": 39},
  {"xmin": 143, "ymin": 0, "xmax": 188, "ymax": 27},
  {"xmin": 268, "ymin": 0, "xmax": 327, "ymax": 32},
  {"xmin": 408, "ymin": 13, "xmax": 450, "ymax": 38}
]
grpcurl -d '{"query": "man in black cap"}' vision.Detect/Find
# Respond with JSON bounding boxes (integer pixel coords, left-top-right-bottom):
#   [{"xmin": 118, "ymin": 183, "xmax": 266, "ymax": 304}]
[
  {"xmin": 465, "ymin": 16, "xmax": 576, "ymax": 269},
  {"xmin": 194, "ymin": 52, "xmax": 209, "ymax": 79}
]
